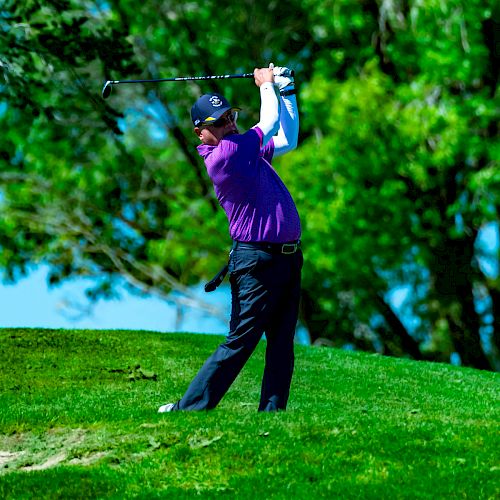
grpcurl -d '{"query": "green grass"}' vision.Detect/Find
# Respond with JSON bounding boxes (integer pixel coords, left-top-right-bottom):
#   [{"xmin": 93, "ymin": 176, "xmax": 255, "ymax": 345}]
[{"xmin": 0, "ymin": 328, "xmax": 498, "ymax": 499}]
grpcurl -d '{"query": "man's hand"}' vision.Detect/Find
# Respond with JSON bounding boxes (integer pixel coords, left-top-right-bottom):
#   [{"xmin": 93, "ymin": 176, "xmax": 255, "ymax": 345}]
[
  {"xmin": 273, "ymin": 66, "xmax": 295, "ymax": 90},
  {"xmin": 254, "ymin": 66, "xmax": 275, "ymax": 87}
]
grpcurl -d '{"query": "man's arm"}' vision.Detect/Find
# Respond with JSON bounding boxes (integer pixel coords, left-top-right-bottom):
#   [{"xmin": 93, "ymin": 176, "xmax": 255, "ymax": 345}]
[
  {"xmin": 254, "ymin": 66, "xmax": 280, "ymax": 147},
  {"xmin": 273, "ymin": 67, "xmax": 299, "ymax": 157}
]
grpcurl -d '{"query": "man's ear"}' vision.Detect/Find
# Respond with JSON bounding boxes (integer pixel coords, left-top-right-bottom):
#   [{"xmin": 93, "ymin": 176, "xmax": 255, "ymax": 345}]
[{"xmin": 194, "ymin": 127, "xmax": 203, "ymax": 141}]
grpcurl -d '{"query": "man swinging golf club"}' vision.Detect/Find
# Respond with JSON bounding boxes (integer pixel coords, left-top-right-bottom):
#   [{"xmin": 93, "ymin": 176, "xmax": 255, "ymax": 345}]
[{"xmin": 159, "ymin": 63, "xmax": 302, "ymax": 412}]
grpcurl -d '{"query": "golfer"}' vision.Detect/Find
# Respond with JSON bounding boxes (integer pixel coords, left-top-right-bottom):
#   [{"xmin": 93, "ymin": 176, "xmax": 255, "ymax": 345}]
[{"xmin": 159, "ymin": 64, "xmax": 302, "ymax": 412}]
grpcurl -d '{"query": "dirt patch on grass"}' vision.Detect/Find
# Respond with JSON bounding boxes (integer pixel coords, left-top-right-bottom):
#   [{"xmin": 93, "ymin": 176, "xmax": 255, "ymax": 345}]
[
  {"xmin": 21, "ymin": 452, "xmax": 68, "ymax": 471},
  {"xmin": 0, "ymin": 451, "xmax": 23, "ymax": 468},
  {"xmin": 0, "ymin": 428, "xmax": 110, "ymax": 474},
  {"xmin": 68, "ymin": 451, "xmax": 109, "ymax": 466}
]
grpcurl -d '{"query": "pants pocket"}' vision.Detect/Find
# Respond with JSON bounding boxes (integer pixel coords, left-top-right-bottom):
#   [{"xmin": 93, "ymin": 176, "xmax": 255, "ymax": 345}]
[{"xmin": 229, "ymin": 249, "xmax": 260, "ymax": 277}]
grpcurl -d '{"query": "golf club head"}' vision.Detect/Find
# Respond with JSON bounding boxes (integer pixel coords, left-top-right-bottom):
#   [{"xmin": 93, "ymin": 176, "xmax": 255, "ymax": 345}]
[{"xmin": 101, "ymin": 81, "xmax": 112, "ymax": 99}]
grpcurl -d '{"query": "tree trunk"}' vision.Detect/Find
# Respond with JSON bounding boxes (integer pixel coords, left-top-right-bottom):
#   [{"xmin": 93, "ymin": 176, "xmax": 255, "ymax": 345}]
[
  {"xmin": 431, "ymin": 237, "xmax": 493, "ymax": 370},
  {"xmin": 299, "ymin": 289, "xmax": 332, "ymax": 344},
  {"xmin": 371, "ymin": 291, "xmax": 423, "ymax": 360},
  {"xmin": 487, "ymin": 286, "xmax": 500, "ymax": 369}
]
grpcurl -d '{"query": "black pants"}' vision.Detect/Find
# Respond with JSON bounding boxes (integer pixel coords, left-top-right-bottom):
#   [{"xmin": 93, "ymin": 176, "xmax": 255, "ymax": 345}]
[{"xmin": 175, "ymin": 242, "xmax": 303, "ymax": 412}]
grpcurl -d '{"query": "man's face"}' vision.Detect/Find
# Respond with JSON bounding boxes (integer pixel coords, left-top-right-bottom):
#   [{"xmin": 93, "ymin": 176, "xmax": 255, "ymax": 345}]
[{"xmin": 194, "ymin": 110, "xmax": 239, "ymax": 146}]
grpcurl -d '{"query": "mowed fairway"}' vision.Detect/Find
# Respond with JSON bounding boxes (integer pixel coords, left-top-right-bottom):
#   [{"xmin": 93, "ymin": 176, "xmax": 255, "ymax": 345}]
[{"xmin": 0, "ymin": 328, "xmax": 498, "ymax": 499}]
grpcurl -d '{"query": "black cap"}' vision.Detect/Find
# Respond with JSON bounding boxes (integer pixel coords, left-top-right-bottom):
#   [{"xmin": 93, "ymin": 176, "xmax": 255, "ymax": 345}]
[{"xmin": 191, "ymin": 94, "xmax": 240, "ymax": 127}]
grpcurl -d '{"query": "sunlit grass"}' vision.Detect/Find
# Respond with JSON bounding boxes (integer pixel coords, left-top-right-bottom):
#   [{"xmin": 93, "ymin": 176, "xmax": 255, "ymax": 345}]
[{"xmin": 0, "ymin": 328, "xmax": 498, "ymax": 498}]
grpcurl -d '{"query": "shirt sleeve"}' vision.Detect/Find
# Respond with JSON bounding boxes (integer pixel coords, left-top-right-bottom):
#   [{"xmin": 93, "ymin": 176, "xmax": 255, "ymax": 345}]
[
  {"xmin": 273, "ymin": 93, "xmax": 299, "ymax": 157},
  {"xmin": 255, "ymin": 82, "xmax": 280, "ymax": 147},
  {"xmin": 261, "ymin": 137, "xmax": 275, "ymax": 163},
  {"xmin": 251, "ymin": 126, "xmax": 274, "ymax": 162}
]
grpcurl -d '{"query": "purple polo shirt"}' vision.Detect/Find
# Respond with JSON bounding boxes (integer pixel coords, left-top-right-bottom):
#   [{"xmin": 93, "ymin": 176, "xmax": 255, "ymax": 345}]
[{"xmin": 197, "ymin": 127, "xmax": 301, "ymax": 243}]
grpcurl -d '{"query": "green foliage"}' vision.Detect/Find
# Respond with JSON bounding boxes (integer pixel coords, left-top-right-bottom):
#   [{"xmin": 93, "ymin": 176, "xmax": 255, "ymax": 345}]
[
  {"xmin": 279, "ymin": 0, "xmax": 498, "ymax": 367},
  {"xmin": 0, "ymin": 0, "xmax": 499, "ymax": 368},
  {"xmin": 0, "ymin": 328, "xmax": 498, "ymax": 498},
  {"xmin": 0, "ymin": 0, "xmax": 312, "ymax": 301}
]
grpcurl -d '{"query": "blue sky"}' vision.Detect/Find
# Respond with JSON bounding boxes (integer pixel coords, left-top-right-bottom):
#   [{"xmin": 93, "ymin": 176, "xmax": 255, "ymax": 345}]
[
  {"xmin": 1, "ymin": 224, "xmax": 497, "ymax": 342},
  {"xmin": 0, "ymin": 265, "xmax": 229, "ymax": 334}
]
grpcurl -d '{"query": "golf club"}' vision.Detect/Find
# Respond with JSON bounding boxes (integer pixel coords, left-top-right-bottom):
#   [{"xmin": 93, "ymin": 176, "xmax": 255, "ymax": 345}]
[{"xmin": 101, "ymin": 69, "xmax": 294, "ymax": 99}]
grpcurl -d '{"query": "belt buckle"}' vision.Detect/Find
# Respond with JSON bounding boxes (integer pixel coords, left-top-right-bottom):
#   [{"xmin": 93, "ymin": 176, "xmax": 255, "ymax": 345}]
[{"xmin": 281, "ymin": 243, "xmax": 297, "ymax": 254}]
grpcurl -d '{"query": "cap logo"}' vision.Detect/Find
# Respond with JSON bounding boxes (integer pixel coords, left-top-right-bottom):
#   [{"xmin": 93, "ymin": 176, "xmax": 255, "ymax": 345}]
[{"xmin": 209, "ymin": 96, "xmax": 223, "ymax": 107}]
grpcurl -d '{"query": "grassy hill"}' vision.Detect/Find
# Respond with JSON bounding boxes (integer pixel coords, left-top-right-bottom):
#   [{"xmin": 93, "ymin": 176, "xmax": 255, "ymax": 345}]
[{"xmin": 0, "ymin": 328, "xmax": 498, "ymax": 499}]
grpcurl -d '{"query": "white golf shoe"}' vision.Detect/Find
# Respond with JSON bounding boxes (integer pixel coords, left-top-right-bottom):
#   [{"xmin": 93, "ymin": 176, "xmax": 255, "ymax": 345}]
[{"xmin": 158, "ymin": 403, "xmax": 176, "ymax": 413}]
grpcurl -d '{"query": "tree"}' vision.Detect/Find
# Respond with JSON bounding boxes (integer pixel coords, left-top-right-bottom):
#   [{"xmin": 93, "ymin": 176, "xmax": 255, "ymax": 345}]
[
  {"xmin": 0, "ymin": 0, "xmax": 312, "ymax": 318},
  {"xmin": 1, "ymin": 0, "xmax": 498, "ymax": 370},
  {"xmin": 280, "ymin": 0, "xmax": 499, "ymax": 369}
]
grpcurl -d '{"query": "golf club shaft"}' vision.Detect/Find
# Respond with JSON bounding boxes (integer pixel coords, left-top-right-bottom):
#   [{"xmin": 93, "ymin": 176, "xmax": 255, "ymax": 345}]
[
  {"xmin": 108, "ymin": 73, "xmax": 255, "ymax": 84},
  {"xmin": 101, "ymin": 69, "xmax": 294, "ymax": 99}
]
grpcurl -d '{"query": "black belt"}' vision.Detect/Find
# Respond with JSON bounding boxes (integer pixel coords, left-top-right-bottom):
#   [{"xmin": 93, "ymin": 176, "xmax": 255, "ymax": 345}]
[
  {"xmin": 232, "ymin": 240, "xmax": 301, "ymax": 255},
  {"xmin": 205, "ymin": 240, "xmax": 301, "ymax": 293}
]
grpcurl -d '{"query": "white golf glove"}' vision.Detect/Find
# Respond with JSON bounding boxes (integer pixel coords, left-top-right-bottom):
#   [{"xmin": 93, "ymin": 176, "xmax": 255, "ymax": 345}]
[{"xmin": 273, "ymin": 66, "xmax": 295, "ymax": 90}]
